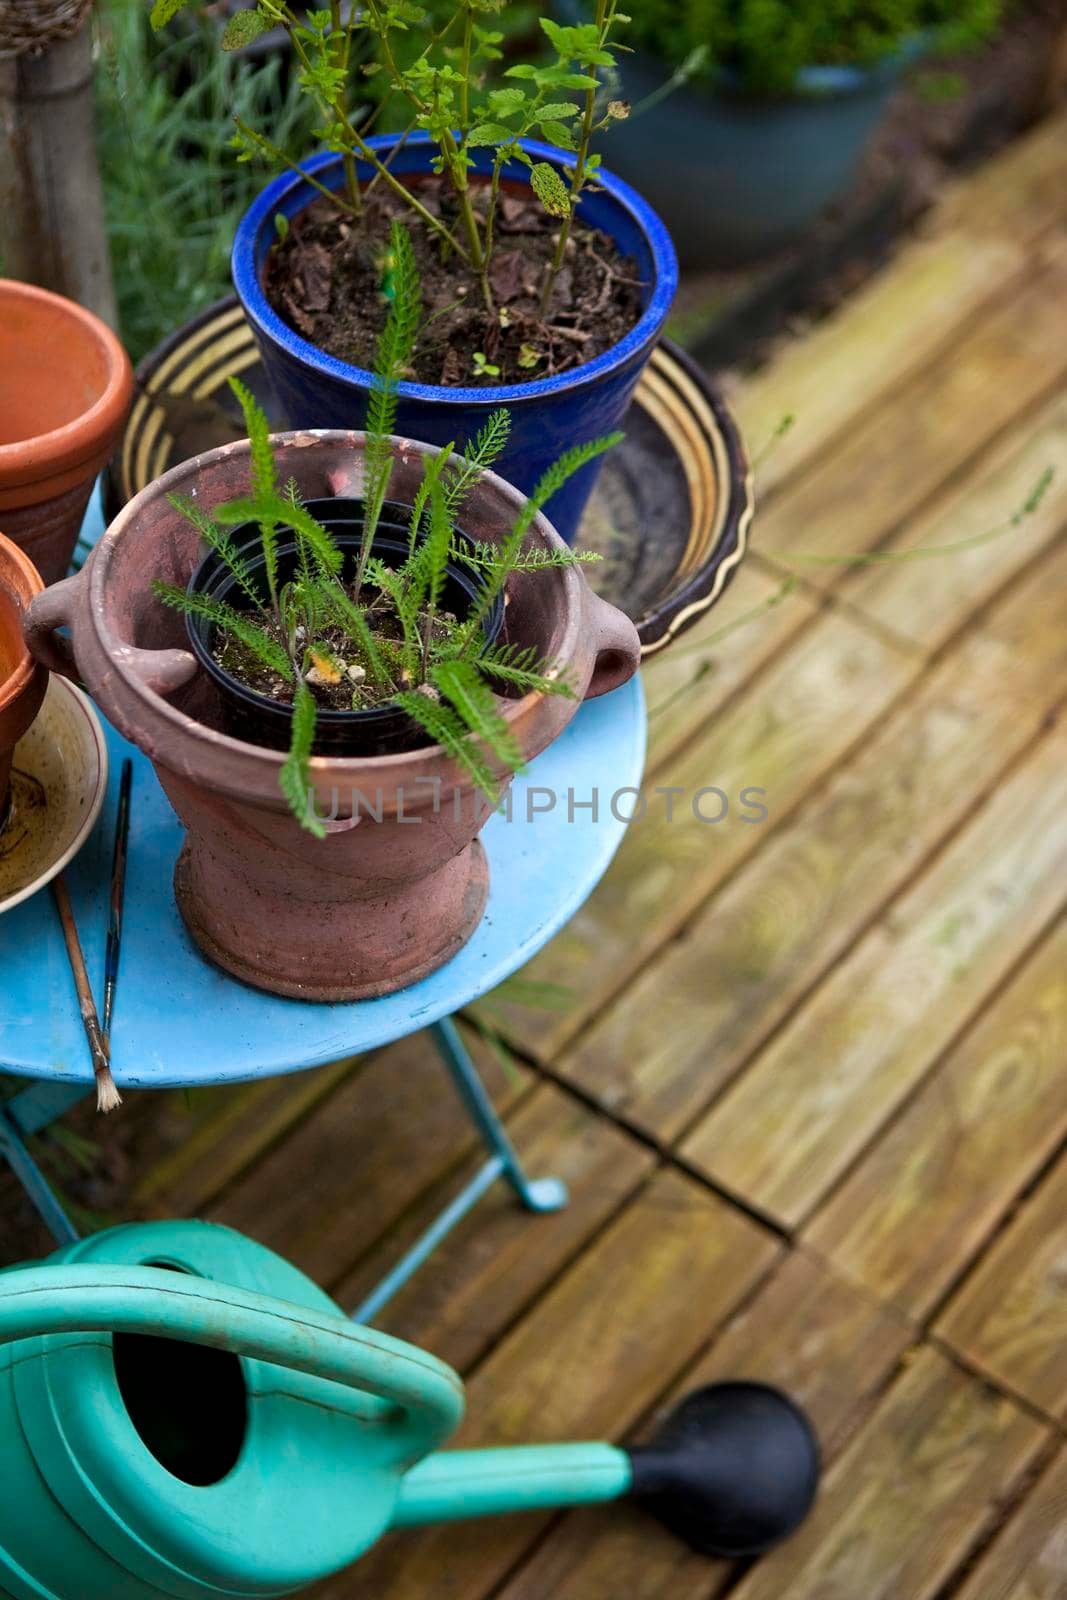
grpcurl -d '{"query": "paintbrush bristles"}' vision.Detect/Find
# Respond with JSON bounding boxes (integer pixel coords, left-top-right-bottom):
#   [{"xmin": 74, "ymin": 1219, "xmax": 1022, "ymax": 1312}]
[
  {"xmin": 85, "ymin": 1012, "xmax": 123, "ymax": 1114},
  {"xmin": 51, "ymin": 876, "xmax": 123, "ymax": 1115},
  {"xmin": 95, "ymin": 1071, "xmax": 123, "ymax": 1115}
]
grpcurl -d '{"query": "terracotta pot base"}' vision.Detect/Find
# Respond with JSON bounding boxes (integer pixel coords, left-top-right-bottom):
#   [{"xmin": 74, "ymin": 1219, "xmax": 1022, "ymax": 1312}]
[{"xmin": 173, "ymin": 836, "xmax": 490, "ymax": 1002}]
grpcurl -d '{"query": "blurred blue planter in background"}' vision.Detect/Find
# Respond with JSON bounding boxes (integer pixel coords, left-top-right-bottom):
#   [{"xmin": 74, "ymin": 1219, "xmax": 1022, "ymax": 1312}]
[
  {"xmin": 231, "ymin": 135, "xmax": 678, "ymax": 544},
  {"xmin": 554, "ymin": 0, "xmax": 923, "ymax": 268}
]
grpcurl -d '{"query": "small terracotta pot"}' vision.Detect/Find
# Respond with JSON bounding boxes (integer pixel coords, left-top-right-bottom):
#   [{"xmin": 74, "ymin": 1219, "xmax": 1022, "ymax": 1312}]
[
  {"xmin": 0, "ymin": 280, "xmax": 133, "ymax": 585},
  {"xmin": 0, "ymin": 533, "xmax": 47, "ymax": 823},
  {"xmin": 24, "ymin": 432, "xmax": 641, "ymax": 1000}
]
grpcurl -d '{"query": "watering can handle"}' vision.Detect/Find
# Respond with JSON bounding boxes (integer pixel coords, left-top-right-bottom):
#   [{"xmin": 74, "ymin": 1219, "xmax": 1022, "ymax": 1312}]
[{"xmin": 0, "ymin": 1264, "xmax": 464, "ymax": 1457}]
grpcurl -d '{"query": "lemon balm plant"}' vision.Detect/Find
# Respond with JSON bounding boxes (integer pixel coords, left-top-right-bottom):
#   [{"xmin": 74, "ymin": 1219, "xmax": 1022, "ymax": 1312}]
[
  {"xmin": 149, "ymin": 0, "xmax": 679, "ymax": 544},
  {"xmin": 152, "ymin": 223, "xmax": 617, "ymax": 837},
  {"xmin": 151, "ymin": 0, "xmax": 630, "ymax": 320}
]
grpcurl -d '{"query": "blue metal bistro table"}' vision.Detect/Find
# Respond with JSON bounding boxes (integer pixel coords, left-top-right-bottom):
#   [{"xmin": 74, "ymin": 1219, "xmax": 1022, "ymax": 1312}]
[{"xmin": 0, "ymin": 508, "xmax": 646, "ymax": 1320}]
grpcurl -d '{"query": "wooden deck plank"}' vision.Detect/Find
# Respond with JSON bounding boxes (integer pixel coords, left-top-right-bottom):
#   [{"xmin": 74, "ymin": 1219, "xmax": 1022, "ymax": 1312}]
[
  {"xmin": 313, "ymin": 1170, "xmax": 779, "ymax": 1600},
  {"xmin": 335, "ymin": 1081, "xmax": 654, "ymax": 1371},
  {"xmin": 843, "ymin": 389, "xmax": 1067, "ymax": 651},
  {"xmin": 751, "ymin": 243, "xmax": 1067, "ymax": 579},
  {"xmin": 130, "ymin": 1057, "xmax": 358, "ymax": 1218},
  {"xmin": 936, "ymin": 1142, "xmax": 1067, "ymax": 1420},
  {"xmin": 952, "ymin": 1448, "xmax": 1067, "ymax": 1600},
  {"xmin": 643, "ymin": 565, "xmax": 823, "ymax": 774},
  {"xmin": 681, "ymin": 721, "xmax": 1067, "ymax": 1228},
  {"xmin": 737, "ymin": 110, "xmax": 1067, "ymax": 498},
  {"xmin": 728, "ymin": 1349, "xmax": 1048, "ymax": 1600},
  {"xmin": 553, "ymin": 534, "xmax": 1067, "ymax": 1142},
  {"xmin": 206, "ymin": 1027, "xmax": 526, "ymax": 1291},
  {"xmin": 809, "ymin": 915, "xmax": 1067, "ymax": 1322},
  {"xmin": 495, "ymin": 609, "xmax": 915, "ymax": 1064},
  {"xmin": 495, "ymin": 1250, "xmax": 914, "ymax": 1600}
]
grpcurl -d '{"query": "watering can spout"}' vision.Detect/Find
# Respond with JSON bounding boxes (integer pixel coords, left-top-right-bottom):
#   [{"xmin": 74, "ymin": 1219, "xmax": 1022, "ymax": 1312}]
[
  {"xmin": 392, "ymin": 1442, "xmax": 633, "ymax": 1528},
  {"xmin": 392, "ymin": 1382, "xmax": 819, "ymax": 1559}
]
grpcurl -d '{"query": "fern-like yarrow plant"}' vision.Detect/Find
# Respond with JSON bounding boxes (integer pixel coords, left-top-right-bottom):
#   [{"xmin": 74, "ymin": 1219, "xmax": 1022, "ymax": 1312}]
[{"xmin": 153, "ymin": 221, "xmax": 617, "ymax": 838}]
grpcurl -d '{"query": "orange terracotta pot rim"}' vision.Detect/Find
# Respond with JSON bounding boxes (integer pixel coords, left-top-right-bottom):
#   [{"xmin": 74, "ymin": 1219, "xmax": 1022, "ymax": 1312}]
[
  {"xmin": 0, "ymin": 530, "xmax": 45, "ymax": 713},
  {"xmin": 0, "ymin": 280, "xmax": 133, "ymax": 497}
]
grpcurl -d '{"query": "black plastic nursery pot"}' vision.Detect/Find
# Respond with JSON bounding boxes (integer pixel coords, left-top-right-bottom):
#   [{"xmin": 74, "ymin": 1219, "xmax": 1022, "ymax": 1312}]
[{"xmin": 185, "ymin": 498, "xmax": 505, "ymax": 758}]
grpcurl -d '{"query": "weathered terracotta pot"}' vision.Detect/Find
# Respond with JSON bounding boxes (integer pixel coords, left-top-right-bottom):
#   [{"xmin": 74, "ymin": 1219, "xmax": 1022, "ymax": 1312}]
[
  {"xmin": 24, "ymin": 432, "xmax": 641, "ymax": 1000},
  {"xmin": 0, "ymin": 532, "xmax": 47, "ymax": 823},
  {"xmin": 0, "ymin": 280, "xmax": 133, "ymax": 584}
]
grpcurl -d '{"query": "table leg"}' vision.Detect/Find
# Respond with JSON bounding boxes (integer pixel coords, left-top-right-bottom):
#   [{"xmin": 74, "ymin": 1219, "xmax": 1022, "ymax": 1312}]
[
  {"xmin": 350, "ymin": 1017, "xmax": 568, "ymax": 1324},
  {"xmin": 431, "ymin": 1018, "xmax": 569, "ymax": 1214},
  {"xmin": 0, "ymin": 1107, "xmax": 79, "ymax": 1245}
]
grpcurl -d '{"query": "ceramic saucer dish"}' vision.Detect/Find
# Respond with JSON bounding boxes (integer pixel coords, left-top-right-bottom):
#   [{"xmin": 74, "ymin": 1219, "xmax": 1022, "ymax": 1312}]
[{"xmin": 0, "ymin": 676, "xmax": 108, "ymax": 914}]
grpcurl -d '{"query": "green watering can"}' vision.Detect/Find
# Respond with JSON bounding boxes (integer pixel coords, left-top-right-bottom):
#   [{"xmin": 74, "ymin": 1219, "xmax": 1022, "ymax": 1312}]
[{"xmin": 0, "ymin": 1220, "xmax": 819, "ymax": 1598}]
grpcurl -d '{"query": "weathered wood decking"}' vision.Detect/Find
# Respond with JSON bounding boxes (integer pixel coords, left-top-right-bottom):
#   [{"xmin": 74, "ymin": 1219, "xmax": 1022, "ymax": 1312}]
[{"xmin": 6, "ymin": 109, "xmax": 1067, "ymax": 1600}]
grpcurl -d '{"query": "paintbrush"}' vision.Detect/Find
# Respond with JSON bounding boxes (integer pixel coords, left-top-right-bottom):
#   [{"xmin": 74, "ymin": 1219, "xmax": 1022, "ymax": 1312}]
[
  {"xmin": 102, "ymin": 759, "xmax": 133, "ymax": 1051},
  {"xmin": 51, "ymin": 875, "xmax": 122, "ymax": 1114}
]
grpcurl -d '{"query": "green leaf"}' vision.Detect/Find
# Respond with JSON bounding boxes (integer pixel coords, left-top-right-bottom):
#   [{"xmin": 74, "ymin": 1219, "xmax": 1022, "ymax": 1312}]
[
  {"xmin": 221, "ymin": 9, "xmax": 270, "ymax": 49},
  {"xmin": 432, "ymin": 658, "xmax": 524, "ymax": 774},
  {"xmin": 151, "ymin": 581, "xmax": 294, "ymax": 680},
  {"xmin": 539, "ymin": 16, "xmax": 572, "ymax": 53},
  {"xmin": 424, "ymin": 479, "xmax": 453, "ymax": 614},
  {"xmin": 467, "ymin": 432, "xmax": 623, "ymax": 629},
  {"xmin": 149, "ymin": 0, "xmax": 190, "ymax": 28},
  {"xmin": 279, "ymin": 681, "xmax": 325, "ymax": 838},
  {"xmin": 541, "ymin": 72, "xmax": 601, "ymax": 89},
  {"xmin": 227, "ymin": 375, "xmax": 279, "ymax": 599},
  {"xmin": 445, "ymin": 408, "xmax": 511, "ymax": 516},
  {"xmin": 538, "ymin": 121, "xmax": 578, "ymax": 150},
  {"xmin": 364, "ymin": 220, "xmax": 422, "ymax": 550},
  {"xmin": 318, "ymin": 579, "xmax": 391, "ymax": 688},
  {"xmin": 362, "ymin": 559, "xmax": 423, "ymax": 678},
  {"xmin": 212, "ymin": 493, "xmax": 344, "ymax": 582},
  {"xmin": 537, "ymin": 102, "xmax": 581, "ymax": 120},
  {"xmin": 166, "ymin": 493, "xmax": 264, "ymax": 615},
  {"xmin": 394, "ymin": 690, "xmax": 501, "ymax": 802},
  {"xmin": 278, "ymin": 499, "xmax": 346, "ymax": 578},
  {"xmin": 530, "ymin": 162, "xmax": 572, "ymax": 219},
  {"xmin": 478, "ymin": 642, "xmax": 577, "ymax": 698},
  {"xmin": 407, "ymin": 444, "xmax": 455, "ymax": 554},
  {"xmin": 488, "ymin": 87, "xmax": 529, "ymax": 116},
  {"xmin": 539, "ymin": 16, "xmax": 614, "ymax": 65},
  {"xmin": 467, "ymin": 121, "xmax": 513, "ymax": 147}
]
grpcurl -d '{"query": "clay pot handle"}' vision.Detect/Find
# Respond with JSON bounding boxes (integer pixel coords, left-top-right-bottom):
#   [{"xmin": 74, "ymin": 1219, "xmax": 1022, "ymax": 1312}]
[
  {"xmin": 581, "ymin": 585, "xmax": 642, "ymax": 700},
  {"xmin": 22, "ymin": 574, "xmax": 85, "ymax": 679},
  {"xmin": 24, "ymin": 572, "xmax": 199, "ymax": 695}
]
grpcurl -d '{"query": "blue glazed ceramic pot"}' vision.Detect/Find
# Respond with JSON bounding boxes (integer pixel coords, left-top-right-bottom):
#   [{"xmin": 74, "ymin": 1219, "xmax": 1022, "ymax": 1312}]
[
  {"xmin": 231, "ymin": 135, "xmax": 678, "ymax": 544},
  {"xmin": 553, "ymin": 0, "xmax": 923, "ymax": 267}
]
